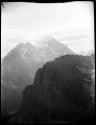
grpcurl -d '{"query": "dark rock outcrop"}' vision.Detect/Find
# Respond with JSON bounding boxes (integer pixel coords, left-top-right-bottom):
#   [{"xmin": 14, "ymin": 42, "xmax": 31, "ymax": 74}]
[{"xmin": 16, "ymin": 55, "xmax": 95, "ymax": 123}]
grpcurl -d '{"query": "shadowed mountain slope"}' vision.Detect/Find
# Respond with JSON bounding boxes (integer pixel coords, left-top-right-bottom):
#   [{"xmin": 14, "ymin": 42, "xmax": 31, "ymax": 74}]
[{"xmin": 16, "ymin": 54, "xmax": 95, "ymax": 123}]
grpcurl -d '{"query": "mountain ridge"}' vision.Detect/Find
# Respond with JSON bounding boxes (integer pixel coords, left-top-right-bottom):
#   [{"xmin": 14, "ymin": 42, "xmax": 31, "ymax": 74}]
[{"xmin": 1, "ymin": 36, "xmax": 74, "ymax": 89}]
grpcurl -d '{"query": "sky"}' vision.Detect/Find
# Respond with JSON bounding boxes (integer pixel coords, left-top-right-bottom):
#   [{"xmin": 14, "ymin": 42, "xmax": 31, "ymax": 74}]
[{"xmin": 1, "ymin": 1, "xmax": 94, "ymax": 58}]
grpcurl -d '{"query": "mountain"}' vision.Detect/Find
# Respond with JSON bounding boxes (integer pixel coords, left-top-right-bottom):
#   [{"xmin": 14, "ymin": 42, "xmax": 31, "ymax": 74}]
[
  {"xmin": 1, "ymin": 36, "xmax": 75, "ymax": 116},
  {"xmin": 1, "ymin": 42, "xmax": 43, "ymax": 89},
  {"xmin": 35, "ymin": 36, "xmax": 75, "ymax": 61},
  {"xmin": 1, "ymin": 36, "xmax": 74, "ymax": 89},
  {"xmin": 15, "ymin": 54, "xmax": 95, "ymax": 123},
  {"xmin": 1, "ymin": 42, "xmax": 43, "ymax": 116}
]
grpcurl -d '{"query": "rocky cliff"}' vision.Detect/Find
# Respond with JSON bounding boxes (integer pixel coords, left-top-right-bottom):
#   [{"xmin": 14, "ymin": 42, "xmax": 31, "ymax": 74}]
[{"xmin": 16, "ymin": 55, "xmax": 95, "ymax": 123}]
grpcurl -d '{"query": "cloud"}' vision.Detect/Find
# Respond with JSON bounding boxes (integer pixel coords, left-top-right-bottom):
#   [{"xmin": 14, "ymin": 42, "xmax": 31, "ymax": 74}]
[{"xmin": 55, "ymin": 34, "xmax": 89, "ymax": 42}]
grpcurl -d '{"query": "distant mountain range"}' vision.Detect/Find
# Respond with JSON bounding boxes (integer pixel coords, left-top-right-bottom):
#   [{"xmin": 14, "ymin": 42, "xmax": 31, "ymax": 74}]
[{"xmin": 1, "ymin": 36, "xmax": 75, "ymax": 89}]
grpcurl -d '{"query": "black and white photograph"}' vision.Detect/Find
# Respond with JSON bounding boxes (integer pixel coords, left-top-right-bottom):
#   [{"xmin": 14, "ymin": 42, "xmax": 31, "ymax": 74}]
[{"xmin": 1, "ymin": 1, "xmax": 95, "ymax": 124}]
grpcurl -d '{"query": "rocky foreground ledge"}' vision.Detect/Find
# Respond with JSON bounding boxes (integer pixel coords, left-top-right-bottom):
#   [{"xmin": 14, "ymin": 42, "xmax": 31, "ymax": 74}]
[{"xmin": 7, "ymin": 54, "xmax": 95, "ymax": 124}]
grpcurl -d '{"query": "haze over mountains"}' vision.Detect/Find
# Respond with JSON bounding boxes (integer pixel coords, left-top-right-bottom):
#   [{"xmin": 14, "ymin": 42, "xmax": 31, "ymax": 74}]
[
  {"xmin": 1, "ymin": 37, "xmax": 74, "ymax": 89},
  {"xmin": 1, "ymin": 2, "xmax": 94, "ymax": 124},
  {"xmin": 1, "ymin": 37, "xmax": 76, "ymax": 116},
  {"xmin": 79, "ymin": 49, "xmax": 94, "ymax": 56},
  {"xmin": 1, "ymin": 36, "xmax": 95, "ymax": 123}
]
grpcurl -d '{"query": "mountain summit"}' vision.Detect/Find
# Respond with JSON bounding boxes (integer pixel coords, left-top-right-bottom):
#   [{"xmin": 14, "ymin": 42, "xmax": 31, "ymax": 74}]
[
  {"xmin": 1, "ymin": 36, "xmax": 74, "ymax": 89},
  {"xmin": 35, "ymin": 36, "xmax": 75, "ymax": 61}
]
